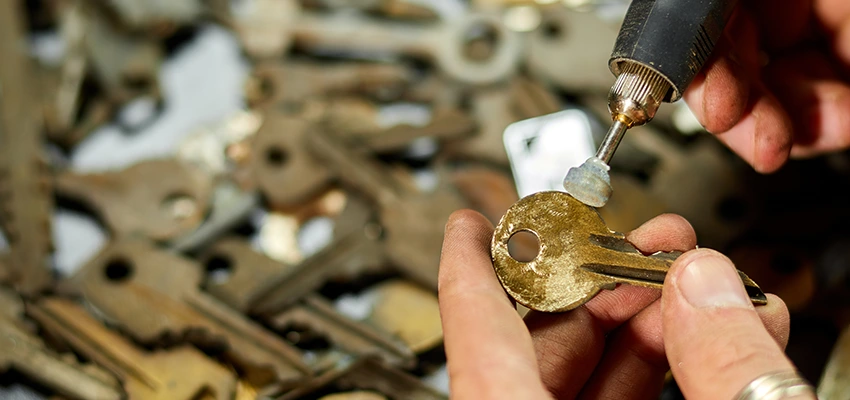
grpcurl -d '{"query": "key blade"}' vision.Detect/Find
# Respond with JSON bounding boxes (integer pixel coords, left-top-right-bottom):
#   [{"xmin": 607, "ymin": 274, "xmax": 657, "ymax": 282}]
[{"xmin": 584, "ymin": 235, "xmax": 768, "ymax": 305}]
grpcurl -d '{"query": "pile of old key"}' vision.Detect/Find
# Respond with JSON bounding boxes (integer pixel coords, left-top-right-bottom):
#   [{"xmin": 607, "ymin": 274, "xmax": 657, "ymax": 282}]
[{"xmin": 2, "ymin": 0, "xmax": 850, "ymax": 399}]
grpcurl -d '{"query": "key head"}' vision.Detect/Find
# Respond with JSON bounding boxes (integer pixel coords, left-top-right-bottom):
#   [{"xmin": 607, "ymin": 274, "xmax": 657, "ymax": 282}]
[
  {"xmin": 491, "ymin": 191, "xmax": 623, "ymax": 312},
  {"xmin": 251, "ymin": 114, "xmax": 334, "ymax": 208},
  {"xmin": 59, "ymin": 238, "xmax": 203, "ymax": 341}
]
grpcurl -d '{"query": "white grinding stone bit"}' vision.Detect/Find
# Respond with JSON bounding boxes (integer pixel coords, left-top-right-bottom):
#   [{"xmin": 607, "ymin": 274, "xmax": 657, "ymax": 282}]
[{"xmin": 562, "ymin": 156, "xmax": 612, "ymax": 208}]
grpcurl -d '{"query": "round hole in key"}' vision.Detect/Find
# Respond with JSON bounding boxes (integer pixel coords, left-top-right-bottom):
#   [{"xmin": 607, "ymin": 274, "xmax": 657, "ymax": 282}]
[
  {"xmin": 204, "ymin": 254, "xmax": 233, "ymax": 284},
  {"xmin": 507, "ymin": 230, "xmax": 540, "ymax": 263},
  {"xmin": 462, "ymin": 22, "xmax": 502, "ymax": 62},
  {"xmin": 104, "ymin": 258, "xmax": 133, "ymax": 282},
  {"xmin": 265, "ymin": 146, "xmax": 289, "ymax": 167}
]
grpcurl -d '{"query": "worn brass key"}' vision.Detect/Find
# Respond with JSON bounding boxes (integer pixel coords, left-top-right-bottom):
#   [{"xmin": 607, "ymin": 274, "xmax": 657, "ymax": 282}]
[{"xmin": 491, "ymin": 191, "xmax": 767, "ymax": 312}]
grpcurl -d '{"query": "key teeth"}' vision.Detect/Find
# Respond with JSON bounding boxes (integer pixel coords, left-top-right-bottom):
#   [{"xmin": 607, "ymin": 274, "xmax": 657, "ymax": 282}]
[{"xmin": 562, "ymin": 157, "xmax": 612, "ymax": 208}]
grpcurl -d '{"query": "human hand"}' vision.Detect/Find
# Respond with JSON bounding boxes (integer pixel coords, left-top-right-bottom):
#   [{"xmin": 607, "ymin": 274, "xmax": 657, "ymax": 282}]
[
  {"xmin": 685, "ymin": 0, "xmax": 850, "ymax": 172},
  {"xmin": 438, "ymin": 210, "xmax": 807, "ymax": 399}
]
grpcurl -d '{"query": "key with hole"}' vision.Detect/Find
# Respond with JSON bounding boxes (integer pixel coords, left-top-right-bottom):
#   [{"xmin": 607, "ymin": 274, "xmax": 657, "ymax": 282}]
[
  {"xmin": 57, "ymin": 237, "xmax": 312, "ymax": 387},
  {"xmin": 305, "ymin": 127, "xmax": 468, "ymax": 290},
  {"xmin": 251, "ymin": 107, "xmax": 473, "ymax": 208},
  {"xmin": 248, "ymin": 195, "xmax": 387, "ymax": 315},
  {"xmin": 292, "ymin": 10, "xmax": 521, "ymax": 85},
  {"xmin": 0, "ymin": 288, "xmax": 124, "ymax": 400},
  {"xmin": 55, "ymin": 159, "xmax": 213, "ymax": 241},
  {"xmin": 29, "ymin": 297, "xmax": 238, "ymax": 400},
  {"xmin": 491, "ymin": 191, "xmax": 768, "ymax": 312},
  {"xmin": 200, "ymin": 237, "xmax": 414, "ymax": 369}
]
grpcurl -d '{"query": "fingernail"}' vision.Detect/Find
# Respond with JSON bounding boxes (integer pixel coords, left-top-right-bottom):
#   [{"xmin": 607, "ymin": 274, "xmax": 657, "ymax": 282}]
[{"xmin": 678, "ymin": 252, "xmax": 751, "ymax": 309}]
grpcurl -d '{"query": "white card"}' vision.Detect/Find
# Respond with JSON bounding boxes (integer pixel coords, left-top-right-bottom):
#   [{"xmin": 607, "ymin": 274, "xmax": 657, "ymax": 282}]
[{"xmin": 503, "ymin": 109, "xmax": 597, "ymax": 198}]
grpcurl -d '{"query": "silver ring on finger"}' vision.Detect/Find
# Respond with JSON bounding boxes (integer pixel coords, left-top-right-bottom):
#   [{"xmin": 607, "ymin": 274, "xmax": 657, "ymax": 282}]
[{"xmin": 735, "ymin": 370, "xmax": 816, "ymax": 400}]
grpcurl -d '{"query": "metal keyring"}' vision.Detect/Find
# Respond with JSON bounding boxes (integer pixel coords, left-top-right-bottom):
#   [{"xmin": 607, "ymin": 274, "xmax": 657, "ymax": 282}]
[{"xmin": 736, "ymin": 370, "xmax": 817, "ymax": 400}]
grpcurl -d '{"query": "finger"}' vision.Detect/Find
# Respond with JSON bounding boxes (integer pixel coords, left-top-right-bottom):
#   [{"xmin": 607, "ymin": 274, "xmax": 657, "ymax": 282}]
[
  {"xmin": 815, "ymin": 0, "xmax": 850, "ymax": 33},
  {"xmin": 684, "ymin": 36, "xmax": 751, "ymax": 134},
  {"xmin": 528, "ymin": 214, "xmax": 696, "ymax": 399},
  {"xmin": 438, "ymin": 210, "xmax": 552, "ymax": 400},
  {"xmin": 662, "ymin": 249, "xmax": 798, "ymax": 399},
  {"xmin": 574, "ymin": 292, "xmax": 790, "ymax": 400},
  {"xmin": 713, "ymin": 82, "xmax": 794, "ymax": 173},
  {"xmin": 577, "ymin": 301, "xmax": 667, "ymax": 400}
]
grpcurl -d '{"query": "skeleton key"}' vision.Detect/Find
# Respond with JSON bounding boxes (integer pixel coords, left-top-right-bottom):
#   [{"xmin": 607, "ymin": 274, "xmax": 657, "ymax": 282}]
[
  {"xmin": 54, "ymin": 159, "xmax": 213, "ymax": 241},
  {"xmin": 280, "ymin": 357, "xmax": 445, "ymax": 400},
  {"xmin": 28, "ymin": 297, "xmax": 238, "ymax": 400},
  {"xmin": 292, "ymin": 11, "xmax": 521, "ymax": 85},
  {"xmin": 198, "ymin": 238, "xmax": 414, "ymax": 368},
  {"xmin": 57, "ymin": 238, "xmax": 312, "ymax": 385},
  {"xmin": 491, "ymin": 191, "xmax": 768, "ymax": 312},
  {"xmin": 305, "ymin": 128, "xmax": 468, "ymax": 290},
  {"xmin": 0, "ymin": 0, "xmax": 55, "ymax": 295},
  {"xmin": 0, "ymin": 289, "xmax": 123, "ymax": 400}
]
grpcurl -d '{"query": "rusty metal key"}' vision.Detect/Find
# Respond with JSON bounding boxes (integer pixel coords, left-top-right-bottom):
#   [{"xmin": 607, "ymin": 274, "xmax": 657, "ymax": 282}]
[{"xmin": 491, "ymin": 191, "xmax": 767, "ymax": 312}]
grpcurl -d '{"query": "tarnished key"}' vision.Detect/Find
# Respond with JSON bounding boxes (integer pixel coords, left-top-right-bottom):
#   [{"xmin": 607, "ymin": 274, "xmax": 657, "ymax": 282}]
[
  {"xmin": 292, "ymin": 10, "xmax": 521, "ymax": 85},
  {"xmin": 57, "ymin": 238, "xmax": 312, "ymax": 386},
  {"xmin": 249, "ymin": 196, "xmax": 386, "ymax": 315},
  {"xmin": 55, "ymin": 159, "xmax": 213, "ymax": 241},
  {"xmin": 305, "ymin": 127, "xmax": 468, "ymax": 290},
  {"xmin": 491, "ymin": 191, "xmax": 768, "ymax": 312},
  {"xmin": 247, "ymin": 61, "xmax": 413, "ymax": 108},
  {"xmin": 268, "ymin": 295, "xmax": 415, "ymax": 370},
  {"xmin": 0, "ymin": 288, "xmax": 123, "ymax": 400},
  {"xmin": 199, "ymin": 237, "xmax": 414, "ymax": 369},
  {"xmin": 29, "ymin": 297, "xmax": 238, "ymax": 400},
  {"xmin": 252, "ymin": 107, "xmax": 472, "ymax": 208}
]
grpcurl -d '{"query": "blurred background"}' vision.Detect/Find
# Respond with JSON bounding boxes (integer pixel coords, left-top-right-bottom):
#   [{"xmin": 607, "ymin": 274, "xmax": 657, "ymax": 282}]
[{"xmin": 1, "ymin": 0, "xmax": 849, "ymax": 398}]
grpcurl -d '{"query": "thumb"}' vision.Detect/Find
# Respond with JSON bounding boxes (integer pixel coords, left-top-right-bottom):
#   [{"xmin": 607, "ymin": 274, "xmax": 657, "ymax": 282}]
[{"xmin": 661, "ymin": 249, "xmax": 812, "ymax": 399}]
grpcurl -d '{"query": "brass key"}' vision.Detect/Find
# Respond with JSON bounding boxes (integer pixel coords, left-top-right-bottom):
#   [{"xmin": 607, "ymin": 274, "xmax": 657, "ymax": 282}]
[{"xmin": 491, "ymin": 191, "xmax": 767, "ymax": 312}]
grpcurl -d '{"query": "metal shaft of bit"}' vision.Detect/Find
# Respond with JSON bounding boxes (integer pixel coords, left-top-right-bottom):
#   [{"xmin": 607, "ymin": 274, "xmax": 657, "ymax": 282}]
[{"xmin": 595, "ymin": 119, "xmax": 629, "ymax": 165}]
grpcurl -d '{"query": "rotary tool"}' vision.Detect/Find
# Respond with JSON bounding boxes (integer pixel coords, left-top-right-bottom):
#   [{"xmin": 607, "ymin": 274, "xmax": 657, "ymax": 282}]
[{"xmin": 563, "ymin": 0, "xmax": 738, "ymax": 207}]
